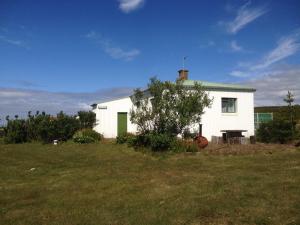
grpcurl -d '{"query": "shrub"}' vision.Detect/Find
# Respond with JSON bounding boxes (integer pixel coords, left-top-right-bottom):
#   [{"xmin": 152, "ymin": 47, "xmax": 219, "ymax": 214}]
[
  {"xmin": 26, "ymin": 112, "xmax": 48, "ymax": 141},
  {"xmin": 55, "ymin": 112, "xmax": 80, "ymax": 141},
  {"xmin": 4, "ymin": 119, "xmax": 27, "ymax": 144},
  {"xmin": 127, "ymin": 133, "xmax": 150, "ymax": 148},
  {"xmin": 171, "ymin": 139, "xmax": 199, "ymax": 153},
  {"xmin": 147, "ymin": 133, "xmax": 175, "ymax": 151},
  {"xmin": 36, "ymin": 112, "xmax": 80, "ymax": 143},
  {"xmin": 256, "ymin": 120, "xmax": 294, "ymax": 144},
  {"xmin": 3, "ymin": 111, "xmax": 81, "ymax": 144},
  {"xmin": 0, "ymin": 127, "xmax": 5, "ymax": 138},
  {"xmin": 73, "ymin": 129, "xmax": 102, "ymax": 144},
  {"xmin": 82, "ymin": 129, "xmax": 103, "ymax": 141},
  {"xmin": 124, "ymin": 132, "xmax": 200, "ymax": 152},
  {"xmin": 77, "ymin": 111, "xmax": 96, "ymax": 129},
  {"xmin": 116, "ymin": 133, "xmax": 136, "ymax": 144},
  {"xmin": 37, "ymin": 116, "xmax": 57, "ymax": 143}
]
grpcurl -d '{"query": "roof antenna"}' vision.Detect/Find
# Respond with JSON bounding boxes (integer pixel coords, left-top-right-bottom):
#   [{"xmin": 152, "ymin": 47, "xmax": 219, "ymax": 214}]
[{"xmin": 183, "ymin": 56, "xmax": 187, "ymax": 70}]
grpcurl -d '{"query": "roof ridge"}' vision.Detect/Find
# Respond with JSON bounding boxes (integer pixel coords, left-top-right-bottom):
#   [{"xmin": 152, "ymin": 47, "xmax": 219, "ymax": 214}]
[{"xmin": 182, "ymin": 79, "xmax": 256, "ymax": 92}]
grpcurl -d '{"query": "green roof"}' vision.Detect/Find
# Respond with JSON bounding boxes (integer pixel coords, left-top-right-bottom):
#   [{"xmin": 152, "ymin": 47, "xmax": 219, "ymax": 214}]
[{"xmin": 182, "ymin": 80, "xmax": 256, "ymax": 92}]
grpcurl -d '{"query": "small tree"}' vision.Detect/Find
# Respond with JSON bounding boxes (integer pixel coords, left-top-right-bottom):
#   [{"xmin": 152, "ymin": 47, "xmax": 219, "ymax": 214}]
[
  {"xmin": 130, "ymin": 77, "xmax": 212, "ymax": 137},
  {"xmin": 284, "ymin": 91, "xmax": 295, "ymax": 132}
]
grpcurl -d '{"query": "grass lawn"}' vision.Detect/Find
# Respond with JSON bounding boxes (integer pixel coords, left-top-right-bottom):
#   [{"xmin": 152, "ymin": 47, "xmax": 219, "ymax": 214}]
[{"xmin": 0, "ymin": 142, "xmax": 299, "ymax": 225}]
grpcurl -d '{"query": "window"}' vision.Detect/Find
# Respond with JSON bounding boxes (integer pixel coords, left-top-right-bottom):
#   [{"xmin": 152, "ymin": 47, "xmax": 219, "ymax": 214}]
[{"xmin": 222, "ymin": 98, "xmax": 237, "ymax": 113}]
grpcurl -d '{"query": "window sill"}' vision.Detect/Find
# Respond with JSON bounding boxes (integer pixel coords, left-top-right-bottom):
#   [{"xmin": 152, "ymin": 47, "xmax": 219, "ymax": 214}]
[{"xmin": 221, "ymin": 113, "xmax": 238, "ymax": 116}]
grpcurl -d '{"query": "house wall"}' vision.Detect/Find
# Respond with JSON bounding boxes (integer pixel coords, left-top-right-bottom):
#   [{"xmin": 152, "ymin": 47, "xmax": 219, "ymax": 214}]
[
  {"xmin": 93, "ymin": 90, "xmax": 255, "ymax": 140},
  {"xmin": 198, "ymin": 90, "xmax": 255, "ymax": 140},
  {"xmin": 93, "ymin": 97, "xmax": 137, "ymax": 138}
]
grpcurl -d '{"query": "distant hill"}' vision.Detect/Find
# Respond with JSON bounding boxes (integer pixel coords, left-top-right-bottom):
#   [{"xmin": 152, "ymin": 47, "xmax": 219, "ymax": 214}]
[{"xmin": 255, "ymin": 105, "xmax": 300, "ymax": 122}]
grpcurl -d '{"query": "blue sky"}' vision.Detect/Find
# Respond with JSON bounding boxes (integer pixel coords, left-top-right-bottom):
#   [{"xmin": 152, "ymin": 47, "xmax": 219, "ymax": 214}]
[{"xmin": 0, "ymin": 0, "xmax": 300, "ymax": 121}]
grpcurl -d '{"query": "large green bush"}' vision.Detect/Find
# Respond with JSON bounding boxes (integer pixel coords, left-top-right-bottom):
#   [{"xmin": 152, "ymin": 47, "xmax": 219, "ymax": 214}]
[
  {"xmin": 33, "ymin": 111, "xmax": 80, "ymax": 143},
  {"xmin": 4, "ymin": 119, "xmax": 27, "ymax": 144},
  {"xmin": 3, "ymin": 111, "xmax": 82, "ymax": 144},
  {"xmin": 73, "ymin": 129, "xmax": 103, "ymax": 144},
  {"xmin": 256, "ymin": 120, "xmax": 294, "ymax": 144},
  {"xmin": 77, "ymin": 111, "xmax": 96, "ymax": 129},
  {"xmin": 55, "ymin": 112, "xmax": 80, "ymax": 141}
]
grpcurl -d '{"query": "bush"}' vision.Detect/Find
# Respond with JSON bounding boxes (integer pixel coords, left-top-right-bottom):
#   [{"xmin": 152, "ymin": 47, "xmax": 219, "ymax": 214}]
[
  {"xmin": 4, "ymin": 119, "xmax": 27, "ymax": 144},
  {"xmin": 3, "ymin": 111, "xmax": 81, "ymax": 144},
  {"xmin": 73, "ymin": 129, "xmax": 102, "ymax": 144},
  {"xmin": 256, "ymin": 120, "xmax": 294, "ymax": 144},
  {"xmin": 35, "ymin": 112, "xmax": 80, "ymax": 143},
  {"xmin": 116, "ymin": 131, "xmax": 201, "ymax": 152},
  {"xmin": 128, "ymin": 133, "xmax": 150, "ymax": 147},
  {"xmin": 116, "ymin": 133, "xmax": 136, "ymax": 144},
  {"xmin": 77, "ymin": 111, "xmax": 96, "ymax": 129},
  {"xmin": 55, "ymin": 112, "xmax": 80, "ymax": 141},
  {"xmin": 170, "ymin": 139, "xmax": 199, "ymax": 153},
  {"xmin": 147, "ymin": 133, "xmax": 175, "ymax": 151},
  {"xmin": 0, "ymin": 127, "xmax": 5, "ymax": 138}
]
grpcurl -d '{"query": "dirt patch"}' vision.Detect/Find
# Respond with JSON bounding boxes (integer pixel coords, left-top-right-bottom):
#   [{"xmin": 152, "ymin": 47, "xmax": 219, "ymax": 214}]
[{"xmin": 200, "ymin": 143, "xmax": 297, "ymax": 155}]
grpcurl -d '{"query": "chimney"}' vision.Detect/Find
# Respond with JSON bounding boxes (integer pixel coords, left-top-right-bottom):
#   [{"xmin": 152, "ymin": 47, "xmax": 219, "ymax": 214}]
[{"xmin": 178, "ymin": 69, "xmax": 189, "ymax": 80}]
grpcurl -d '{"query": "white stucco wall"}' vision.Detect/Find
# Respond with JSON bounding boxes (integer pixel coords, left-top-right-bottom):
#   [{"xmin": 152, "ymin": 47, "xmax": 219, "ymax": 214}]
[
  {"xmin": 93, "ymin": 97, "xmax": 137, "ymax": 138},
  {"xmin": 200, "ymin": 91, "xmax": 255, "ymax": 140},
  {"xmin": 93, "ymin": 90, "xmax": 255, "ymax": 140}
]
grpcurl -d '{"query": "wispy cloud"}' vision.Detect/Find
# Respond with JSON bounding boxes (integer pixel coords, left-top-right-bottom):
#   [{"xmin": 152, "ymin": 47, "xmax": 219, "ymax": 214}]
[
  {"xmin": 229, "ymin": 70, "xmax": 249, "ymax": 78},
  {"xmin": 85, "ymin": 31, "xmax": 140, "ymax": 61},
  {"xmin": 220, "ymin": 1, "xmax": 268, "ymax": 34},
  {"xmin": 0, "ymin": 35, "xmax": 29, "ymax": 49},
  {"xmin": 230, "ymin": 40, "xmax": 243, "ymax": 52},
  {"xmin": 230, "ymin": 29, "xmax": 300, "ymax": 78},
  {"xmin": 199, "ymin": 40, "xmax": 215, "ymax": 49},
  {"xmin": 252, "ymin": 31, "xmax": 300, "ymax": 70},
  {"xmin": 118, "ymin": 0, "xmax": 145, "ymax": 13},
  {"xmin": 104, "ymin": 47, "xmax": 140, "ymax": 61}
]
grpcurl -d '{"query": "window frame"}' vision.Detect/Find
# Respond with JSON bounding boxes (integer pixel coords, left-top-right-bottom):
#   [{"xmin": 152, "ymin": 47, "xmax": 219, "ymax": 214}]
[{"xmin": 221, "ymin": 97, "xmax": 237, "ymax": 113}]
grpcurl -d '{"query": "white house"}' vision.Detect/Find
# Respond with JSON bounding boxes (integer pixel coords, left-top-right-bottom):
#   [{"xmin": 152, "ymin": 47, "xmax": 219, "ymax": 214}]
[{"xmin": 92, "ymin": 70, "xmax": 256, "ymax": 141}]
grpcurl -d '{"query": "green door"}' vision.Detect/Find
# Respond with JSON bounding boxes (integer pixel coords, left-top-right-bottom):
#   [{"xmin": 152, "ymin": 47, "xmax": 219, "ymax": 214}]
[{"xmin": 117, "ymin": 112, "xmax": 127, "ymax": 136}]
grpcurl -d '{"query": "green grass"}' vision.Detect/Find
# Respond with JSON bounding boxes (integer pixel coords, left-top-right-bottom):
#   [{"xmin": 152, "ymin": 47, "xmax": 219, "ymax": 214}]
[{"xmin": 0, "ymin": 142, "xmax": 299, "ymax": 225}]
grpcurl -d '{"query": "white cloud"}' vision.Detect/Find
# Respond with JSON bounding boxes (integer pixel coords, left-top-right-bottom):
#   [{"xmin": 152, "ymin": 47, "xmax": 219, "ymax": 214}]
[
  {"xmin": 104, "ymin": 47, "xmax": 140, "ymax": 61},
  {"xmin": 242, "ymin": 66, "xmax": 300, "ymax": 106},
  {"xmin": 85, "ymin": 31, "xmax": 140, "ymax": 61},
  {"xmin": 0, "ymin": 87, "xmax": 134, "ymax": 124},
  {"xmin": 229, "ymin": 70, "xmax": 248, "ymax": 78},
  {"xmin": 230, "ymin": 40, "xmax": 243, "ymax": 52},
  {"xmin": 252, "ymin": 31, "xmax": 300, "ymax": 70},
  {"xmin": 230, "ymin": 29, "xmax": 300, "ymax": 78},
  {"xmin": 222, "ymin": 1, "xmax": 267, "ymax": 34},
  {"xmin": 0, "ymin": 90, "xmax": 31, "ymax": 98},
  {"xmin": 118, "ymin": 0, "xmax": 145, "ymax": 13},
  {"xmin": 0, "ymin": 35, "xmax": 29, "ymax": 49}
]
